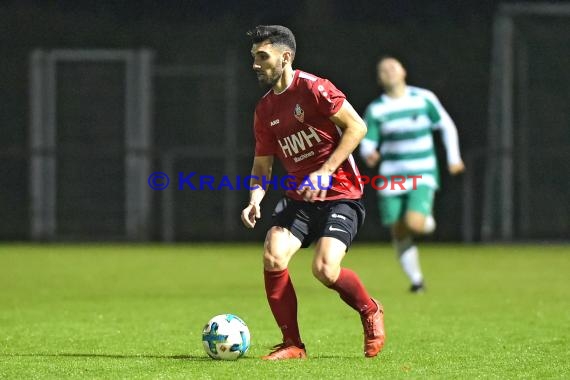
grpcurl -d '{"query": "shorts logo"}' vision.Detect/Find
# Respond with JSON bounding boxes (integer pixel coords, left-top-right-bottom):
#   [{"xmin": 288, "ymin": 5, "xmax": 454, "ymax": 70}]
[
  {"xmin": 328, "ymin": 226, "xmax": 347, "ymax": 233},
  {"xmin": 294, "ymin": 104, "xmax": 304, "ymax": 123},
  {"xmin": 270, "ymin": 119, "xmax": 280, "ymax": 126},
  {"xmin": 331, "ymin": 213, "xmax": 346, "ymax": 220}
]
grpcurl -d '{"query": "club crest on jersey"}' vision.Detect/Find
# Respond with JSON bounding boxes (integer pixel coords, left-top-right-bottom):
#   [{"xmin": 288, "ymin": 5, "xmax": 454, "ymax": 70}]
[{"xmin": 294, "ymin": 104, "xmax": 304, "ymax": 123}]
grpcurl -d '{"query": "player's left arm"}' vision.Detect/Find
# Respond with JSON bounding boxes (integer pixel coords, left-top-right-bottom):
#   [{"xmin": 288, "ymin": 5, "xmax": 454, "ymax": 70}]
[
  {"xmin": 298, "ymin": 100, "xmax": 366, "ymax": 201},
  {"xmin": 326, "ymin": 100, "xmax": 367, "ymax": 172},
  {"xmin": 427, "ymin": 93, "xmax": 465, "ymax": 175}
]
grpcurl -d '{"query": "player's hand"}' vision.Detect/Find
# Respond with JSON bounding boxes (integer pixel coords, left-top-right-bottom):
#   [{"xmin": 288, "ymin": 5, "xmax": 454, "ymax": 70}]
[
  {"xmin": 296, "ymin": 170, "xmax": 331, "ymax": 202},
  {"xmin": 241, "ymin": 203, "xmax": 261, "ymax": 228},
  {"xmin": 364, "ymin": 150, "xmax": 380, "ymax": 168},
  {"xmin": 448, "ymin": 161, "xmax": 466, "ymax": 175}
]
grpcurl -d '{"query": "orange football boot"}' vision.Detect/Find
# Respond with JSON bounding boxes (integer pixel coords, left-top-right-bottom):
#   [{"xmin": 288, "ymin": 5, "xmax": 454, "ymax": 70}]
[
  {"xmin": 361, "ymin": 298, "xmax": 386, "ymax": 357},
  {"xmin": 261, "ymin": 339, "xmax": 307, "ymax": 360}
]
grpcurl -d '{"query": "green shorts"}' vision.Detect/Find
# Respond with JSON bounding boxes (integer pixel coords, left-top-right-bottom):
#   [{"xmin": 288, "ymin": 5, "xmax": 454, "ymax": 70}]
[{"xmin": 378, "ymin": 185, "xmax": 435, "ymax": 226}]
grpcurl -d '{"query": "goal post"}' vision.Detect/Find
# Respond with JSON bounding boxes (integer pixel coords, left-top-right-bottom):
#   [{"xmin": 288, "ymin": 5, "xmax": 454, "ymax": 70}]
[
  {"xmin": 29, "ymin": 49, "xmax": 154, "ymax": 241},
  {"xmin": 481, "ymin": 3, "xmax": 570, "ymax": 241}
]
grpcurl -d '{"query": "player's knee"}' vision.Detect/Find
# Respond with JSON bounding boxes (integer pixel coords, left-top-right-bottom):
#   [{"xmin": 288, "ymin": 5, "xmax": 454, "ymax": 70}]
[
  {"xmin": 311, "ymin": 257, "xmax": 340, "ymax": 286},
  {"xmin": 405, "ymin": 214, "xmax": 427, "ymax": 235},
  {"xmin": 406, "ymin": 221, "xmax": 424, "ymax": 235},
  {"xmin": 263, "ymin": 227, "xmax": 291, "ymax": 270},
  {"xmin": 263, "ymin": 241, "xmax": 288, "ymax": 270},
  {"xmin": 263, "ymin": 250, "xmax": 287, "ymax": 270}
]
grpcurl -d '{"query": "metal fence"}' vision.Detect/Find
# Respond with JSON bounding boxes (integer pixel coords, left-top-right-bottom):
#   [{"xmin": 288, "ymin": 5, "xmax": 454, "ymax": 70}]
[{"xmin": 28, "ymin": 49, "xmax": 247, "ymax": 241}]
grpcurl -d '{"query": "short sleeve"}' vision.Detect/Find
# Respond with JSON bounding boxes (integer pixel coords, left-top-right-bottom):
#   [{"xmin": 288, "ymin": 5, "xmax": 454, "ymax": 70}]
[
  {"xmin": 253, "ymin": 111, "xmax": 276, "ymax": 156},
  {"xmin": 312, "ymin": 78, "xmax": 346, "ymax": 117}
]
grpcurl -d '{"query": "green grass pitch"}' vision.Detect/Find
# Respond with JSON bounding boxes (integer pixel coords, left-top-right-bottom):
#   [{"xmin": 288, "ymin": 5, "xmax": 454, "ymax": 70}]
[{"xmin": 1, "ymin": 243, "xmax": 569, "ymax": 379}]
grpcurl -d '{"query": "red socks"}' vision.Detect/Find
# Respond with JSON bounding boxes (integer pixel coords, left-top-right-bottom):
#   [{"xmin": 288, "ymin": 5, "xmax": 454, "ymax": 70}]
[
  {"xmin": 264, "ymin": 267, "xmax": 376, "ymax": 345},
  {"xmin": 264, "ymin": 269, "xmax": 302, "ymax": 346},
  {"xmin": 328, "ymin": 268, "xmax": 377, "ymax": 315}
]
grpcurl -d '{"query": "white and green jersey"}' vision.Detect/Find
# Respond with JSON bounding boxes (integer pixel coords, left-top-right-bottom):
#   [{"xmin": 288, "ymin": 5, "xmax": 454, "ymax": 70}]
[{"xmin": 360, "ymin": 86, "xmax": 462, "ymax": 195}]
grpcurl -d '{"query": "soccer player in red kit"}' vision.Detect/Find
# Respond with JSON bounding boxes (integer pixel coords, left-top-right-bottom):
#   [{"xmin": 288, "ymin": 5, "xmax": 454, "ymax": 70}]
[{"xmin": 241, "ymin": 25, "xmax": 385, "ymax": 360}]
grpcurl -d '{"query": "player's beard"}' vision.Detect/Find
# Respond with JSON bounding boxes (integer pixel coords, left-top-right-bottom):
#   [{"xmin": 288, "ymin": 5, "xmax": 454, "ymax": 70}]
[{"xmin": 257, "ymin": 64, "xmax": 283, "ymax": 88}]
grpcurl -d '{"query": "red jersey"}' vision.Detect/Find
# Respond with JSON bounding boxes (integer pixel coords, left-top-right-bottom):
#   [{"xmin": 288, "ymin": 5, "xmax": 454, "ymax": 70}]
[{"xmin": 254, "ymin": 70, "xmax": 362, "ymax": 201}]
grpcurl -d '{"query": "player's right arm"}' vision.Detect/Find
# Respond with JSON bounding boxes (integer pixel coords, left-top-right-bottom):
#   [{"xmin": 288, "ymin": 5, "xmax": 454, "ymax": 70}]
[{"xmin": 241, "ymin": 155, "xmax": 273, "ymax": 229}]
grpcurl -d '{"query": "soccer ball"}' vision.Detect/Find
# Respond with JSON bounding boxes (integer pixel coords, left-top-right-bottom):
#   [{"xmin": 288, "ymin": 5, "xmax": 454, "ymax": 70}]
[{"xmin": 202, "ymin": 314, "xmax": 250, "ymax": 360}]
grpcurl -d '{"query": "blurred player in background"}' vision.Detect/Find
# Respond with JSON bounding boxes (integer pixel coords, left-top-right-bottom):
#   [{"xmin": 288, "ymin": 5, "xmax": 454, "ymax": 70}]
[
  {"xmin": 360, "ymin": 56, "xmax": 465, "ymax": 293},
  {"xmin": 241, "ymin": 25, "xmax": 385, "ymax": 360}
]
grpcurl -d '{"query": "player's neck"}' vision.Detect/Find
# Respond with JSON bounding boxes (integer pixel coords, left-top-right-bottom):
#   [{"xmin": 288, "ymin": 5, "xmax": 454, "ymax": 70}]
[
  {"xmin": 273, "ymin": 67, "xmax": 295, "ymax": 94},
  {"xmin": 385, "ymin": 84, "xmax": 407, "ymax": 99}
]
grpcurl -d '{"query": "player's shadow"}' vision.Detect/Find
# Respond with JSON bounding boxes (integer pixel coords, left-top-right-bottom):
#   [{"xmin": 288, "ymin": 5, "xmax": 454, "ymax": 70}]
[{"xmin": 1, "ymin": 353, "xmax": 212, "ymax": 361}]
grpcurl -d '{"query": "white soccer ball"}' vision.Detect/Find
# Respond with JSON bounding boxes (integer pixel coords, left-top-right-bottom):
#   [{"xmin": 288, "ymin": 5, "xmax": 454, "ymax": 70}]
[{"xmin": 202, "ymin": 314, "xmax": 250, "ymax": 360}]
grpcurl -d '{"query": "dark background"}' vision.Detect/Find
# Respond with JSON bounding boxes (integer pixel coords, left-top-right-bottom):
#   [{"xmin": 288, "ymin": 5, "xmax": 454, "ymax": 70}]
[{"xmin": 0, "ymin": 0, "xmax": 567, "ymax": 242}]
